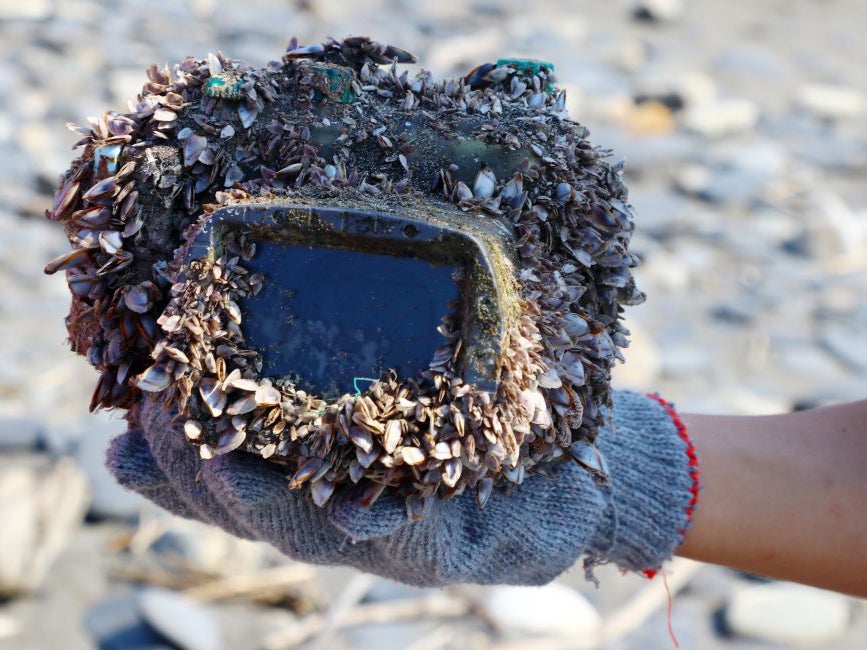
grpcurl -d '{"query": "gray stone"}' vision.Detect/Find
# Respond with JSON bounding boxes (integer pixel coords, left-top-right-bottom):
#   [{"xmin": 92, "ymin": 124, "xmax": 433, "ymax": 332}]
[
  {"xmin": 0, "ymin": 614, "xmax": 20, "ymax": 642},
  {"xmin": 793, "ymin": 131, "xmax": 867, "ymax": 173},
  {"xmin": 659, "ymin": 343, "xmax": 715, "ymax": 379},
  {"xmin": 0, "ymin": 458, "xmax": 89, "ymax": 595},
  {"xmin": 86, "ymin": 592, "xmax": 172, "ymax": 650},
  {"xmin": 109, "ymin": 68, "xmax": 149, "ymax": 107},
  {"xmin": 0, "ymin": 147, "xmax": 38, "ymax": 215},
  {"xmin": 560, "ymin": 60, "xmax": 631, "ymax": 97},
  {"xmin": 363, "ymin": 578, "xmax": 426, "ymax": 603},
  {"xmin": 675, "ymin": 163, "xmax": 770, "ymax": 205},
  {"xmin": 478, "ymin": 583, "xmax": 601, "ymax": 638},
  {"xmin": 0, "ymin": 0, "xmax": 52, "ymax": 20},
  {"xmin": 634, "ymin": 71, "xmax": 716, "ymax": 110},
  {"xmin": 629, "ymin": 189, "xmax": 696, "ymax": 236},
  {"xmin": 148, "ymin": 518, "xmax": 267, "ymax": 575},
  {"xmin": 775, "ymin": 340, "xmax": 846, "ymax": 379},
  {"xmin": 73, "ymin": 413, "xmax": 146, "ymax": 520},
  {"xmin": 683, "ymin": 99, "xmax": 760, "ymax": 138},
  {"xmin": 138, "ymin": 588, "xmax": 223, "ymax": 650},
  {"xmin": 632, "ymin": 0, "xmax": 685, "ymax": 22},
  {"xmin": 672, "ymin": 164, "xmax": 711, "ymax": 197},
  {"xmin": 796, "ymin": 84, "xmax": 867, "ymax": 120},
  {"xmin": 345, "ymin": 620, "xmax": 440, "ymax": 650},
  {"xmin": 820, "ymin": 323, "xmax": 867, "ymax": 373},
  {"xmin": 612, "ymin": 319, "xmax": 662, "ymax": 389},
  {"xmin": 591, "ymin": 127, "xmax": 698, "ymax": 175},
  {"xmin": 798, "ymin": 191, "xmax": 867, "ymax": 260},
  {"xmin": 634, "ymin": 249, "xmax": 694, "ymax": 292},
  {"xmin": 714, "ymin": 45, "xmax": 791, "ymax": 80},
  {"xmin": 725, "ymin": 582, "xmax": 852, "ymax": 646},
  {"xmin": 745, "ymin": 208, "xmax": 800, "ymax": 245},
  {"xmin": 709, "ymin": 303, "xmax": 755, "ymax": 326},
  {"xmin": 0, "ymin": 417, "xmax": 42, "ymax": 451}
]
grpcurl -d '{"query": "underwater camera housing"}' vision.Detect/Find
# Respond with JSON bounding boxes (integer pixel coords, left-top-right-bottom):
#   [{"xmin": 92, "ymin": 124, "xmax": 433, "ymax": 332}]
[{"xmin": 45, "ymin": 37, "xmax": 643, "ymax": 513}]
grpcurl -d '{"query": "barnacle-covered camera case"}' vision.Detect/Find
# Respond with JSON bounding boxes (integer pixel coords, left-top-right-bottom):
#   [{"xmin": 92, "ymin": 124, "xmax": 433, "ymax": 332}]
[{"xmin": 45, "ymin": 37, "xmax": 643, "ymax": 517}]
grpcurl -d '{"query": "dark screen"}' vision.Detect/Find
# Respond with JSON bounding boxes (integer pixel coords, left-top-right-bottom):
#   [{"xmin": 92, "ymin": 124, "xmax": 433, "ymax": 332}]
[{"xmin": 239, "ymin": 242, "xmax": 460, "ymax": 397}]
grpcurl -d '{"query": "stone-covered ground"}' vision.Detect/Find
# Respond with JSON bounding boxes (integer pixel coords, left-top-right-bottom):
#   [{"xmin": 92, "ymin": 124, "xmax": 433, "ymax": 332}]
[{"xmin": 1, "ymin": 0, "xmax": 866, "ymax": 648}]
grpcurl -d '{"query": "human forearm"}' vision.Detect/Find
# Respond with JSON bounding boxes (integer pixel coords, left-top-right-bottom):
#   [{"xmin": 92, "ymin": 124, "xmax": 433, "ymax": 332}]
[{"xmin": 676, "ymin": 402, "xmax": 867, "ymax": 596}]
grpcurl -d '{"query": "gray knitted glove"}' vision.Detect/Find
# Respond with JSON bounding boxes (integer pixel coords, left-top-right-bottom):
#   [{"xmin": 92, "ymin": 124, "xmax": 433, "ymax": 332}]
[
  {"xmin": 586, "ymin": 391, "xmax": 699, "ymax": 578},
  {"xmin": 107, "ymin": 390, "xmax": 698, "ymax": 586}
]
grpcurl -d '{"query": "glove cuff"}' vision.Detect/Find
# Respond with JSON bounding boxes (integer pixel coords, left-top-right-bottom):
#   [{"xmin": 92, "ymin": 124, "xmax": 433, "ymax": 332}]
[{"xmin": 587, "ymin": 391, "xmax": 700, "ymax": 577}]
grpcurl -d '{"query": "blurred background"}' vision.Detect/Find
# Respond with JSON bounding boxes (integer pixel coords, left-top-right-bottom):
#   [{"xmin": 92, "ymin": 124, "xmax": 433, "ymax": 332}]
[{"xmin": 1, "ymin": 0, "xmax": 866, "ymax": 647}]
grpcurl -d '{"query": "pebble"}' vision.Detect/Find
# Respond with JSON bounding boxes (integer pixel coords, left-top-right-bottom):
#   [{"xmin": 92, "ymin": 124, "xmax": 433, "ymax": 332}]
[
  {"xmin": 612, "ymin": 319, "xmax": 662, "ymax": 388},
  {"xmin": 634, "ymin": 71, "xmax": 716, "ymax": 110},
  {"xmin": 16, "ymin": 123, "xmax": 72, "ymax": 189},
  {"xmin": 629, "ymin": 190, "xmax": 695, "ymax": 235},
  {"xmin": 724, "ymin": 582, "xmax": 852, "ymax": 646},
  {"xmin": 0, "ymin": 458, "xmax": 88, "ymax": 595},
  {"xmin": 0, "ymin": 417, "xmax": 42, "ymax": 451},
  {"xmin": 796, "ymin": 84, "xmax": 867, "ymax": 120},
  {"xmin": 744, "ymin": 208, "xmax": 800, "ymax": 245},
  {"xmin": 632, "ymin": 0, "xmax": 685, "ymax": 22},
  {"xmin": 149, "ymin": 518, "xmax": 267, "ymax": 575},
  {"xmin": 425, "ymin": 27, "xmax": 504, "ymax": 73},
  {"xmin": 590, "ymin": 126, "xmax": 697, "ymax": 173},
  {"xmin": 478, "ymin": 583, "xmax": 601, "ymax": 638},
  {"xmin": 714, "ymin": 44, "xmax": 791, "ymax": 80},
  {"xmin": 709, "ymin": 303, "xmax": 754, "ymax": 327},
  {"xmin": 659, "ymin": 342, "xmax": 715, "ymax": 378},
  {"xmin": 0, "ymin": 0, "xmax": 52, "ymax": 20},
  {"xmin": 674, "ymin": 163, "xmax": 768, "ymax": 205},
  {"xmin": 775, "ymin": 340, "xmax": 846, "ymax": 380},
  {"xmin": 0, "ymin": 614, "xmax": 20, "ymax": 641},
  {"xmin": 138, "ymin": 588, "xmax": 223, "ymax": 650},
  {"xmin": 73, "ymin": 413, "xmax": 146, "ymax": 520},
  {"xmin": 683, "ymin": 99, "xmax": 760, "ymax": 138},
  {"xmin": 793, "ymin": 130, "xmax": 867, "ymax": 172},
  {"xmin": 110, "ymin": 68, "xmax": 149, "ymax": 106},
  {"xmin": 620, "ymin": 100, "xmax": 676, "ymax": 135},
  {"xmin": 820, "ymin": 323, "xmax": 867, "ymax": 373},
  {"xmin": 346, "ymin": 620, "xmax": 440, "ymax": 650},
  {"xmin": 635, "ymin": 250, "xmax": 693, "ymax": 291},
  {"xmin": 798, "ymin": 190, "xmax": 867, "ymax": 260},
  {"xmin": 362, "ymin": 578, "xmax": 426, "ymax": 603},
  {"xmin": 505, "ymin": 10, "xmax": 589, "ymax": 50},
  {"xmin": 85, "ymin": 592, "xmax": 172, "ymax": 650}
]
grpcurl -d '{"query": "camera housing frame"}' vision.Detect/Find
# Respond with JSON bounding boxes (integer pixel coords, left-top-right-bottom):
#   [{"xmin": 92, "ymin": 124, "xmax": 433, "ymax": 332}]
[{"xmin": 45, "ymin": 37, "xmax": 643, "ymax": 513}]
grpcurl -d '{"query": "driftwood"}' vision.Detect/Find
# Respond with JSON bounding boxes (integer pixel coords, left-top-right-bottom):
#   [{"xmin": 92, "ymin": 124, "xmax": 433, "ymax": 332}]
[
  {"xmin": 183, "ymin": 564, "xmax": 317, "ymax": 602},
  {"xmin": 260, "ymin": 558, "xmax": 701, "ymax": 649},
  {"xmin": 490, "ymin": 558, "xmax": 703, "ymax": 650},
  {"xmin": 262, "ymin": 593, "xmax": 472, "ymax": 650}
]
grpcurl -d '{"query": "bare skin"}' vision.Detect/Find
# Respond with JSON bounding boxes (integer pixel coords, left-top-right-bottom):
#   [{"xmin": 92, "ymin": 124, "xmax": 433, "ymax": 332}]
[{"xmin": 675, "ymin": 401, "xmax": 867, "ymax": 597}]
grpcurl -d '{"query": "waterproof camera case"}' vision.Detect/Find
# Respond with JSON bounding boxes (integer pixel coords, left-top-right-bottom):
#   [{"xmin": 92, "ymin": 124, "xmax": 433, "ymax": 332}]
[{"xmin": 45, "ymin": 37, "xmax": 643, "ymax": 513}]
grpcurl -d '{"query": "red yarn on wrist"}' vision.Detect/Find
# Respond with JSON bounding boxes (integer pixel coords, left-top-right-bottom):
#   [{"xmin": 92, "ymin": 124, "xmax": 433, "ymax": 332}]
[{"xmin": 641, "ymin": 393, "xmax": 700, "ymax": 581}]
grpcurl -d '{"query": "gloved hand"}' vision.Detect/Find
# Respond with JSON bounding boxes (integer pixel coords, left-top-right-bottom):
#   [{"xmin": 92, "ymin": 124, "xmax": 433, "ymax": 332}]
[{"xmin": 107, "ymin": 390, "xmax": 699, "ymax": 586}]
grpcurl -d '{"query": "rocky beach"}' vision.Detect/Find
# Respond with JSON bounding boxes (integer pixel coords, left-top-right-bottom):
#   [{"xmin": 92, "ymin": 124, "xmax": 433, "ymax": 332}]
[{"xmin": 1, "ymin": 0, "xmax": 866, "ymax": 647}]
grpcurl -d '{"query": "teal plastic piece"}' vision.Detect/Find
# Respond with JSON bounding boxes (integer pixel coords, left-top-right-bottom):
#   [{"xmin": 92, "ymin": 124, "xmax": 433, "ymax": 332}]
[
  {"xmin": 204, "ymin": 73, "xmax": 245, "ymax": 100},
  {"xmin": 496, "ymin": 58, "xmax": 556, "ymax": 93},
  {"xmin": 496, "ymin": 58, "xmax": 555, "ymax": 76},
  {"xmin": 310, "ymin": 64, "xmax": 357, "ymax": 104}
]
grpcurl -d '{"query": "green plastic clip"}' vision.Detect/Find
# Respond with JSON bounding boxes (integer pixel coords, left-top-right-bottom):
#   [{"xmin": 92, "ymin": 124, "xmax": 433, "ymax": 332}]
[
  {"xmin": 204, "ymin": 73, "xmax": 245, "ymax": 100},
  {"xmin": 496, "ymin": 58, "xmax": 556, "ymax": 94},
  {"xmin": 310, "ymin": 64, "xmax": 357, "ymax": 105}
]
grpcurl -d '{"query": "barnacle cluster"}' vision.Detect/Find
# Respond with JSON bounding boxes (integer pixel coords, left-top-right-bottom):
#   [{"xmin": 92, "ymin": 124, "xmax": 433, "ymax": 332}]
[{"xmin": 44, "ymin": 36, "xmax": 643, "ymax": 517}]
